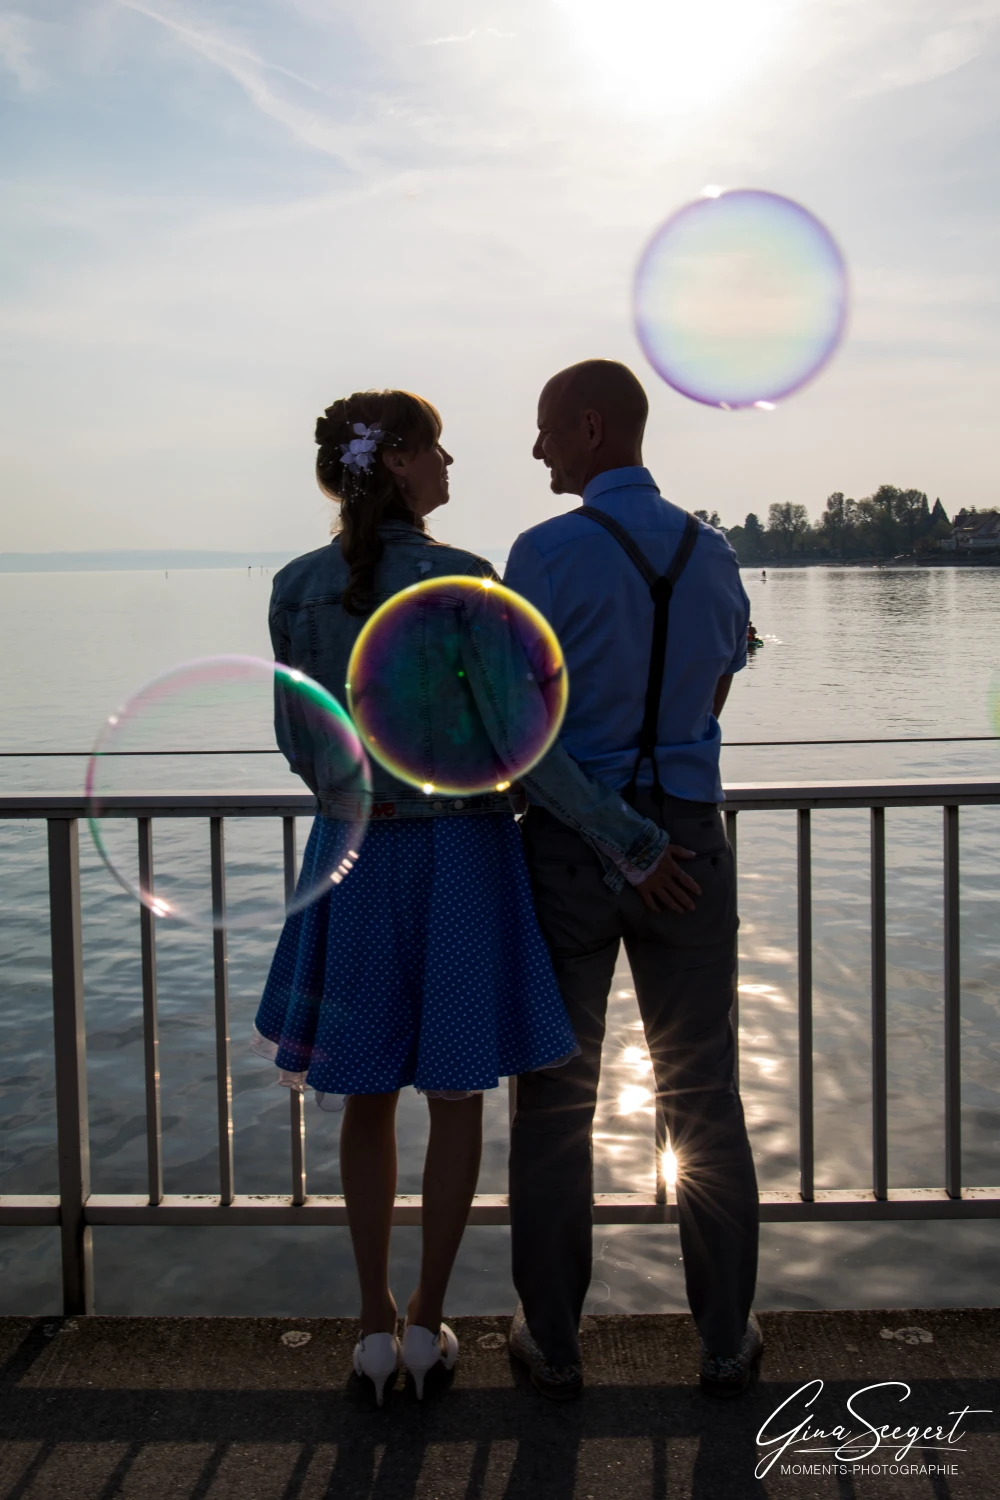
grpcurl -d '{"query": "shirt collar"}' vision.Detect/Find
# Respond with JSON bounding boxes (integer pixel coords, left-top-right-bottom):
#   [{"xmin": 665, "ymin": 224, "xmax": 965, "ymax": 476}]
[{"xmin": 581, "ymin": 466, "xmax": 659, "ymax": 507}]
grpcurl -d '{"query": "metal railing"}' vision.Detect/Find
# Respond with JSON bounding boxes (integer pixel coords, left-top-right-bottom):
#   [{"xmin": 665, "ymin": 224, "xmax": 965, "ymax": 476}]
[{"xmin": 2, "ymin": 780, "xmax": 999, "ymax": 1315}]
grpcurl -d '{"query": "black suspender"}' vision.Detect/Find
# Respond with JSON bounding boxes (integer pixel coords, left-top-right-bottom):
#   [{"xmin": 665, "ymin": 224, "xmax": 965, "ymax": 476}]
[{"xmin": 573, "ymin": 506, "xmax": 700, "ymax": 806}]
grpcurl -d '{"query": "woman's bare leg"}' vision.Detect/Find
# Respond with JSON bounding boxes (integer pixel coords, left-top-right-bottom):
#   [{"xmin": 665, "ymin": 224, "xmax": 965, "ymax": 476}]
[
  {"xmin": 406, "ymin": 1093, "xmax": 484, "ymax": 1332},
  {"xmin": 340, "ymin": 1090, "xmax": 400, "ymax": 1335}
]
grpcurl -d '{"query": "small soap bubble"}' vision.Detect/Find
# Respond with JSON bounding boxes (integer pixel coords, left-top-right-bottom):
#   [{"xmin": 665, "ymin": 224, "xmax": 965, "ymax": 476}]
[
  {"xmin": 85, "ymin": 656, "xmax": 370, "ymax": 929},
  {"xmin": 346, "ymin": 576, "xmax": 567, "ymax": 797},
  {"xmin": 634, "ymin": 188, "xmax": 848, "ymax": 410}
]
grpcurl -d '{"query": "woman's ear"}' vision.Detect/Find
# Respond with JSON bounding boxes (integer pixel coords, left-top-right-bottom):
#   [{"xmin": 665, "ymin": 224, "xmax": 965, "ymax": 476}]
[{"xmin": 381, "ymin": 448, "xmax": 407, "ymax": 477}]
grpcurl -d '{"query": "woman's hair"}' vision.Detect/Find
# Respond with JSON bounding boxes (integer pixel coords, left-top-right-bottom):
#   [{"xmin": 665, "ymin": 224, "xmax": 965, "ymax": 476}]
[{"xmin": 315, "ymin": 389, "xmax": 442, "ymax": 616}]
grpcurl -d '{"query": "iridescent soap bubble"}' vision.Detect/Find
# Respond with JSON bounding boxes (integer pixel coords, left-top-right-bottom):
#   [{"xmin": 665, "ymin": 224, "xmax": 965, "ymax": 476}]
[
  {"xmin": 347, "ymin": 576, "xmax": 568, "ymax": 797},
  {"xmin": 633, "ymin": 188, "xmax": 848, "ymax": 409},
  {"xmin": 85, "ymin": 656, "xmax": 370, "ymax": 928}
]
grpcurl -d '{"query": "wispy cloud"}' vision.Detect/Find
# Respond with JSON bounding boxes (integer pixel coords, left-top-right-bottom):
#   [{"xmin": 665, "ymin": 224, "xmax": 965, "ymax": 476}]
[
  {"xmin": 118, "ymin": 0, "xmax": 323, "ymax": 92},
  {"xmin": 421, "ymin": 27, "xmax": 516, "ymax": 46},
  {"xmin": 871, "ymin": 24, "xmax": 988, "ymax": 90},
  {"xmin": 115, "ymin": 0, "xmax": 376, "ymax": 169},
  {"xmin": 807, "ymin": 0, "xmax": 1000, "ymax": 97},
  {"xmin": 0, "ymin": 11, "xmax": 40, "ymax": 89}
]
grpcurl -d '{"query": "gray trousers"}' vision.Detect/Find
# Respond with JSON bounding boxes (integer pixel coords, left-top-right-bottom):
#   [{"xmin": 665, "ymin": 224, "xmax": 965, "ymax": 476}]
[{"xmin": 510, "ymin": 794, "xmax": 759, "ymax": 1366}]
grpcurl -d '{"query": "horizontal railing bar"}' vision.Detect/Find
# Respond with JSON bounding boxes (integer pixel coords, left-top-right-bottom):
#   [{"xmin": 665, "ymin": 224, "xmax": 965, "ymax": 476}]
[
  {"xmin": 0, "ymin": 750, "xmax": 285, "ymax": 758},
  {"xmin": 0, "ymin": 1187, "xmax": 986, "ymax": 1229},
  {"xmin": 7, "ymin": 1186, "xmax": 1000, "ymax": 1230},
  {"xmin": 0, "ymin": 795, "xmax": 318, "ymax": 818},
  {"xmin": 725, "ymin": 781, "xmax": 1000, "ymax": 810},
  {"xmin": 6, "ymin": 736, "xmax": 1000, "ymax": 757},
  {"xmin": 0, "ymin": 1197, "xmax": 61, "ymax": 1224},
  {"xmin": 2, "ymin": 781, "xmax": 1000, "ymax": 821},
  {"xmin": 728, "ymin": 737, "xmax": 1000, "ymax": 747}
]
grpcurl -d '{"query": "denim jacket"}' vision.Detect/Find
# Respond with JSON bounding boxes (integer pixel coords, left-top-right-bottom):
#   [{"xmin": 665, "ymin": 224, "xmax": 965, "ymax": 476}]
[{"xmin": 269, "ymin": 522, "xmax": 667, "ymax": 890}]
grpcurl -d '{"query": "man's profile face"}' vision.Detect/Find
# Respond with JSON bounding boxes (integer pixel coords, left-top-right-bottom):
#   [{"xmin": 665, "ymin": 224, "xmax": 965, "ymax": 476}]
[{"xmin": 532, "ymin": 382, "xmax": 590, "ymax": 497}]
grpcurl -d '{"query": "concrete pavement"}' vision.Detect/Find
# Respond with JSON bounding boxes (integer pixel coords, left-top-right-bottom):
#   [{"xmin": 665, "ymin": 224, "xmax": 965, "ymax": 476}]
[{"xmin": 1, "ymin": 1309, "xmax": 998, "ymax": 1498}]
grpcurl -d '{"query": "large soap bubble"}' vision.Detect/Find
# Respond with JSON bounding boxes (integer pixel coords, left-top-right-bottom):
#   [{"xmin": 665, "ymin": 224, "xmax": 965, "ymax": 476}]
[
  {"xmin": 633, "ymin": 188, "xmax": 848, "ymax": 410},
  {"xmin": 85, "ymin": 656, "xmax": 370, "ymax": 928},
  {"xmin": 346, "ymin": 576, "xmax": 568, "ymax": 797}
]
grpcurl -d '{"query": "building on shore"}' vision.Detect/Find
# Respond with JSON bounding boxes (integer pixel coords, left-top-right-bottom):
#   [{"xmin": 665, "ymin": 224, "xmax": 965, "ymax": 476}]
[{"xmin": 939, "ymin": 510, "xmax": 1000, "ymax": 552}]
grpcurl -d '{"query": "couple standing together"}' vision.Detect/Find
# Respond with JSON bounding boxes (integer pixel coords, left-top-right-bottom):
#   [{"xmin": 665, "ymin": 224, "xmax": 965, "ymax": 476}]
[{"xmin": 254, "ymin": 358, "xmax": 761, "ymax": 1405}]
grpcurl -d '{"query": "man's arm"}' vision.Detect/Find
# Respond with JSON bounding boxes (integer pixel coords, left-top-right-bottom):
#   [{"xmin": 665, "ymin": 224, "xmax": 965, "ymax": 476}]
[
  {"xmin": 713, "ymin": 672, "xmax": 733, "ymax": 718},
  {"xmin": 520, "ymin": 744, "xmax": 702, "ymax": 914}
]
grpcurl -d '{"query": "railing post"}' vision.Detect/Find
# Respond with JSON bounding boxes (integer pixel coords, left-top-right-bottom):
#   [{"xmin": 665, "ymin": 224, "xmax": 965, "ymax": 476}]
[
  {"xmin": 944, "ymin": 804, "xmax": 961, "ymax": 1198},
  {"xmin": 290, "ymin": 1090, "xmax": 306, "ymax": 1206},
  {"xmin": 797, "ymin": 809, "xmax": 814, "ymax": 1203},
  {"xmin": 282, "ymin": 813, "xmax": 307, "ymax": 1206},
  {"xmin": 210, "ymin": 818, "xmax": 234, "ymax": 1206},
  {"xmin": 138, "ymin": 819, "xmax": 163, "ymax": 1206},
  {"xmin": 654, "ymin": 1099, "xmax": 667, "ymax": 1208},
  {"xmin": 725, "ymin": 808, "xmax": 739, "ymax": 1091},
  {"xmin": 282, "ymin": 816, "xmax": 297, "ymax": 906},
  {"xmin": 47, "ymin": 818, "xmax": 94, "ymax": 1314},
  {"xmin": 870, "ymin": 807, "xmax": 888, "ymax": 1200}
]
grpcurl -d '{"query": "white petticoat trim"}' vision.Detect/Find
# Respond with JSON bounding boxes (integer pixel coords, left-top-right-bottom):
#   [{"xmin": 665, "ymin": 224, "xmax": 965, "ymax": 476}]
[
  {"xmin": 249, "ymin": 1025, "xmax": 345, "ymax": 1112},
  {"xmin": 249, "ymin": 1027, "xmax": 579, "ymax": 1110}
]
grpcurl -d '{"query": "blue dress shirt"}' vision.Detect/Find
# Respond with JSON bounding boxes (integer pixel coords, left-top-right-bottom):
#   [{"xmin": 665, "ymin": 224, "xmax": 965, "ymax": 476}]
[{"xmin": 504, "ymin": 467, "xmax": 749, "ymax": 804}]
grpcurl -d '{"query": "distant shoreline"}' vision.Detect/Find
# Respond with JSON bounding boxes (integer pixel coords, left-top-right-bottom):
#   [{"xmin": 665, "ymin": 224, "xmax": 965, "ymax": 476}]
[
  {"xmin": 2, "ymin": 548, "xmax": 996, "ymax": 575},
  {"xmin": 0, "ymin": 545, "xmax": 511, "ymax": 574},
  {"xmin": 735, "ymin": 555, "xmax": 1000, "ymax": 569},
  {"xmin": 0, "ymin": 550, "xmax": 297, "ymax": 574}
]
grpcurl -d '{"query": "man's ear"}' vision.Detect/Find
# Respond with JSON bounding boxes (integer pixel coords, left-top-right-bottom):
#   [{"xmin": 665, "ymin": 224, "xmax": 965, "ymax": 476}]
[{"xmin": 583, "ymin": 409, "xmax": 604, "ymax": 449}]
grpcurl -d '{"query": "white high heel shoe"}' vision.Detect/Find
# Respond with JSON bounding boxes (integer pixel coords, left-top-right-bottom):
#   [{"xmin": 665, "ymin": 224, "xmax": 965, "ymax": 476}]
[
  {"xmin": 401, "ymin": 1320, "xmax": 459, "ymax": 1400},
  {"xmin": 352, "ymin": 1330, "xmax": 400, "ymax": 1407}
]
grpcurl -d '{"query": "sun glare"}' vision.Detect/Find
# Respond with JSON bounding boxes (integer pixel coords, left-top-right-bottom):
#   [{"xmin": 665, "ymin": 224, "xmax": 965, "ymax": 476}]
[
  {"xmin": 618, "ymin": 1084, "xmax": 653, "ymax": 1115},
  {"xmin": 554, "ymin": 0, "xmax": 791, "ymax": 114},
  {"xmin": 662, "ymin": 1146, "xmax": 678, "ymax": 1189}
]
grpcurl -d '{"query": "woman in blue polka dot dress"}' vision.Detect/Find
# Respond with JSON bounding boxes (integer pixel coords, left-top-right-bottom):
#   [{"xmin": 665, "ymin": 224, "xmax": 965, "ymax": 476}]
[{"xmin": 254, "ymin": 389, "xmax": 672, "ymax": 1404}]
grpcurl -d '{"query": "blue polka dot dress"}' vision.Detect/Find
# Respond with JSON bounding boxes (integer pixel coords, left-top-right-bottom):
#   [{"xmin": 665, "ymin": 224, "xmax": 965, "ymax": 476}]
[{"xmin": 254, "ymin": 812, "xmax": 578, "ymax": 1098}]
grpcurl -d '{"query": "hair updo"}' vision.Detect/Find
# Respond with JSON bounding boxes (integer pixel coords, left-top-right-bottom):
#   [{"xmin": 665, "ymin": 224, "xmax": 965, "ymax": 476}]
[{"xmin": 316, "ymin": 389, "xmax": 442, "ymax": 616}]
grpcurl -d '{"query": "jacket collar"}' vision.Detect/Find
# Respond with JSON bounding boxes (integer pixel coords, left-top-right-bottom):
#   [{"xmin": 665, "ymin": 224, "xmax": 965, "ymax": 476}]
[{"xmin": 377, "ymin": 519, "xmax": 425, "ymax": 539}]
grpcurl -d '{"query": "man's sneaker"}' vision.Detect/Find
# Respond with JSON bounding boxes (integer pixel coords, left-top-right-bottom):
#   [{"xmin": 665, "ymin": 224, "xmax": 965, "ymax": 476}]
[
  {"xmin": 699, "ymin": 1311, "xmax": 763, "ymax": 1398},
  {"xmin": 508, "ymin": 1304, "xmax": 583, "ymax": 1401}
]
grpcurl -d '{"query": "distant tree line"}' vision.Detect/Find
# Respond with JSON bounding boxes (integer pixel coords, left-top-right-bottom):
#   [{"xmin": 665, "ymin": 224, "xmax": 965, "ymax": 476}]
[{"xmin": 721, "ymin": 488, "xmax": 961, "ymax": 563}]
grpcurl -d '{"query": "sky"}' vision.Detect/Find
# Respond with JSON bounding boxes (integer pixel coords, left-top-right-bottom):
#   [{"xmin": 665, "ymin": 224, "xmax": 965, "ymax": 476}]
[{"xmin": 1, "ymin": 0, "xmax": 999, "ymax": 556}]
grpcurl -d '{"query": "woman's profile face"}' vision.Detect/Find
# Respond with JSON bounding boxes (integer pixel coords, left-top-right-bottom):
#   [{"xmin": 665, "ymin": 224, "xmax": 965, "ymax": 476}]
[{"xmin": 385, "ymin": 439, "xmax": 453, "ymax": 519}]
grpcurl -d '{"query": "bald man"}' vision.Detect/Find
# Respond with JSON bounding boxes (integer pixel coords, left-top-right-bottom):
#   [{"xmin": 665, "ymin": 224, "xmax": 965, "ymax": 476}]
[{"xmin": 505, "ymin": 359, "xmax": 760, "ymax": 1401}]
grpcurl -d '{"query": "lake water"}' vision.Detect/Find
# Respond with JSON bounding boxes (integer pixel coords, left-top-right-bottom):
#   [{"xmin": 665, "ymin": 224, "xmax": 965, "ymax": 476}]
[{"xmin": 1, "ymin": 563, "xmax": 999, "ymax": 1319}]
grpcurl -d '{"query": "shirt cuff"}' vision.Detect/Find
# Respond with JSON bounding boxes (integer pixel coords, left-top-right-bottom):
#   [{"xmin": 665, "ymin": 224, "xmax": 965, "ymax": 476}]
[
  {"xmin": 591, "ymin": 821, "xmax": 669, "ymax": 885},
  {"xmin": 624, "ymin": 817, "xmax": 670, "ymax": 870}
]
